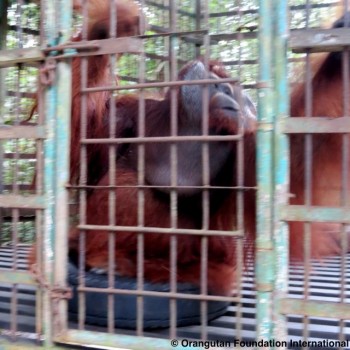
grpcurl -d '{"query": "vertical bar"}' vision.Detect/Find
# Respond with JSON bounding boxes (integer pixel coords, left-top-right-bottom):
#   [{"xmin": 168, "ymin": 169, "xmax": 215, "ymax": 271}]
[
  {"xmin": 54, "ymin": 0, "xmax": 72, "ymax": 335},
  {"xmin": 41, "ymin": 0, "xmax": 58, "ymax": 344},
  {"xmin": 200, "ymin": 0, "xmax": 210, "ymax": 341},
  {"xmin": 10, "ymin": 1, "xmax": 23, "ymax": 334},
  {"xmin": 136, "ymin": 10, "xmax": 146, "ymax": 336},
  {"xmin": 169, "ymin": 0, "xmax": 178, "ymax": 339},
  {"xmin": 36, "ymin": 1, "xmax": 47, "ymax": 336},
  {"xmin": 78, "ymin": 0, "xmax": 89, "ymax": 331},
  {"xmin": 0, "ymin": 0, "xmax": 7, "ymax": 246},
  {"xmin": 340, "ymin": 1, "xmax": 350, "ymax": 346},
  {"xmin": 107, "ymin": 0, "xmax": 117, "ymax": 334},
  {"xmin": 41, "ymin": 0, "xmax": 72, "ymax": 344},
  {"xmin": 302, "ymin": 3, "xmax": 312, "ymax": 344},
  {"xmin": 273, "ymin": 0, "xmax": 289, "ymax": 346},
  {"xmin": 256, "ymin": 0, "xmax": 274, "ymax": 343},
  {"xmin": 235, "ymin": 2, "xmax": 245, "ymax": 340},
  {"xmin": 194, "ymin": 0, "xmax": 201, "ymax": 58}
]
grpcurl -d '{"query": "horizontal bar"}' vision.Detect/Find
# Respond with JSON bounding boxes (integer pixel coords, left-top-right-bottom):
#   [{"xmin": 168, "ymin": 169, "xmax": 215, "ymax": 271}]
[
  {"xmin": 290, "ymin": 28, "xmax": 350, "ymax": 53},
  {"xmin": 139, "ymin": 29, "xmax": 208, "ymax": 39},
  {"xmin": 0, "ymin": 194, "xmax": 45, "ymax": 209},
  {"xmin": 78, "ymin": 224, "xmax": 244, "ymax": 237},
  {"xmin": 77, "ymin": 286, "xmax": 239, "ymax": 303},
  {"xmin": 0, "ymin": 334, "xmax": 67, "ymax": 350},
  {"xmin": 4, "ymin": 153, "xmax": 36, "ymax": 159},
  {"xmin": 0, "ymin": 125, "xmax": 45, "ymax": 139},
  {"xmin": 145, "ymin": 0, "xmax": 195, "ymax": 17},
  {"xmin": 48, "ymin": 37, "xmax": 143, "ymax": 58},
  {"xmin": 56, "ymin": 329, "xmax": 191, "ymax": 350},
  {"xmin": 0, "ymin": 208, "xmax": 35, "ymax": 218},
  {"xmin": 0, "ymin": 38, "xmax": 142, "ymax": 69},
  {"xmin": 145, "ymin": 1, "xmax": 338, "ymax": 19},
  {"xmin": 279, "ymin": 298, "xmax": 350, "ymax": 319},
  {"xmin": 281, "ymin": 117, "xmax": 350, "ymax": 133},
  {"xmin": 68, "ymin": 184, "xmax": 256, "ymax": 191},
  {"xmin": 82, "ymin": 76, "xmax": 240, "ymax": 93},
  {"xmin": 0, "ymin": 47, "xmax": 43, "ymax": 68},
  {"xmin": 81, "ymin": 134, "xmax": 243, "ymax": 145},
  {"xmin": 3, "ymin": 185, "xmax": 34, "ymax": 191},
  {"xmin": 280, "ymin": 205, "xmax": 350, "ymax": 223},
  {"xmin": 0, "ymin": 270, "xmax": 36, "ymax": 285}
]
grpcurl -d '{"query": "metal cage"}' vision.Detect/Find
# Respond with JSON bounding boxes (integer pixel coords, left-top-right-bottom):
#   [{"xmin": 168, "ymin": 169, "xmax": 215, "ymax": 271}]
[{"xmin": 0, "ymin": 0, "xmax": 349, "ymax": 349}]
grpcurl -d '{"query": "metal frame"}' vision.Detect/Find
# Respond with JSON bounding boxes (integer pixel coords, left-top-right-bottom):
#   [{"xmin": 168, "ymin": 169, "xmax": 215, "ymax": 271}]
[{"xmin": 0, "ymin": 0, "xmax": 349, "ymax": 349}]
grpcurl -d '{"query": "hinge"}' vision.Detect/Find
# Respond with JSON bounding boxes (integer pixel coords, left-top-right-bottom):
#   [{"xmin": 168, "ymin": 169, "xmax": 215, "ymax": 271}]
[{"xmin": 30, "ymin": 264, "xmax": 72, "ymax": 301}]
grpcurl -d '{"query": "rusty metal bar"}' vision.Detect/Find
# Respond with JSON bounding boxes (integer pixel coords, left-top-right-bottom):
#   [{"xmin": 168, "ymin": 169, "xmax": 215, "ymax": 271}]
[
  {"xmin": 340, "ymin": 3, "xmax": 350, "ymax": 341},
  {"xmin": 75, "ymin": 286, "xmax": 239, "ymax": 302},
  {"xmin": 0, "ymin": 194, "xmax": 45, "ymax": 209},
  {"xmin": 82, "ymin": 76, "xmax": 239, "ymax": 93},
  {"xmin": 199, "ymin": 1, "xmax": 211, "ymax": 341},
  {"xmin": 77, "ymin": 0, "xmax": 89, "ymax": 332},
  {"xmin": 0, "ymin": 125, "xmax": 45, "ymax": 139},
  {"xmin": 69, "ymin": 184, "xmax": 255, "ymax": 191},
  {"xmin": 135, "ymin": 5, "xmax": 146, "ymax": 334},
  {"xmin": 77, "ymin": 224, "xmax": 244, "ymax": 236},
  {"xmin": 107, "ymin": 1, "xmax": 117, "ymax": 333},
  {"xmin": 279, "ymin": 299, "xmax": 350, "ymax": 319},
  {"xmin": 81, "ymin": 134, "xmax": 243, "ymax": 144},
  {"xmin": 0, "ymin": 37, "xmax": 143, "ymax": 68},
  {"xmin": 0, "ymin": 47, "xmax": 43, "ymax": 68},
  {"xmin": 290, "ymin": 28, "xmax": 350, "ymax": 53},
  {"xmin": 280, "ymin": 116, "xmax": 350, "ymax": 133},
  {"xmin": 280, "ymin": 205, "xmax": 350, "ymax": 223},
  {"xmin": 168, "ymin": 0, "xmax": 179, "ymax": 338},
  {"xmin": 303, "ymin": 4, "xmax": 314, "ymax": 343}
]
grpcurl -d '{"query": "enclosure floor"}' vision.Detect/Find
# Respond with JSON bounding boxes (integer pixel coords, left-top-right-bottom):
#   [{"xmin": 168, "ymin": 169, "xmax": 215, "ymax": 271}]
[{"xmin": 0, "ymin": 244, "xmax": 349, "ymax": 349}]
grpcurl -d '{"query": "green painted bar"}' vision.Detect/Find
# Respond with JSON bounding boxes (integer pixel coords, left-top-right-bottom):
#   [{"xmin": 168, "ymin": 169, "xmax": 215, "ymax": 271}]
[
  {"xmin": 56, "ymin": 329, "xmax": 202, "ymax": 350},
  {"xmin": 280, "ymin": 116, "xmax": 350, "ymax": 134},
  {"xmin": 0, "ymin": 270, "xmax": 36, "ymax": 285},
  {"xmin": 42, "ymin": 0, "xmax": 60, "ymax": 346},
  {"xmin": 280, "ymin": 205, "xmax": 350, "ymax": 223},
  {"xmin": 279, "ymin": 299, "xmax": 350, "ymax": 319},
  {"xmin": 272, "ymin": 0, "xmax": 289, "ymax": 346},
  {"xmin": 53, "ymin": 0, "xmax": 73, "ymax": 336},
  {"xmin": 0, "ymin": 341, "xmax": 70, "ymax": 350},
  {"xmin": 256, "ymin": 0, "xmax": 275, "ymax": 342}
]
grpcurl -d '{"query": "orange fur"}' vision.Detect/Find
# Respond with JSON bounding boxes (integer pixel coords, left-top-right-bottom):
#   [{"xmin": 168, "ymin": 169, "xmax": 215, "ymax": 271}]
[
  {"xmin": 30, "ymin": 6, "xmax": 350, "ymax": 298},
  {"xmin": 70, "ymin": 0, "xmax": 141, "ymax": 185},
  {"xmin": 68, "ymin": 65, "xmax": 257, "ymax": 296},
  {"xmin": 289, "ymin": 44, "xmax": 349, "ymax": 259}
]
